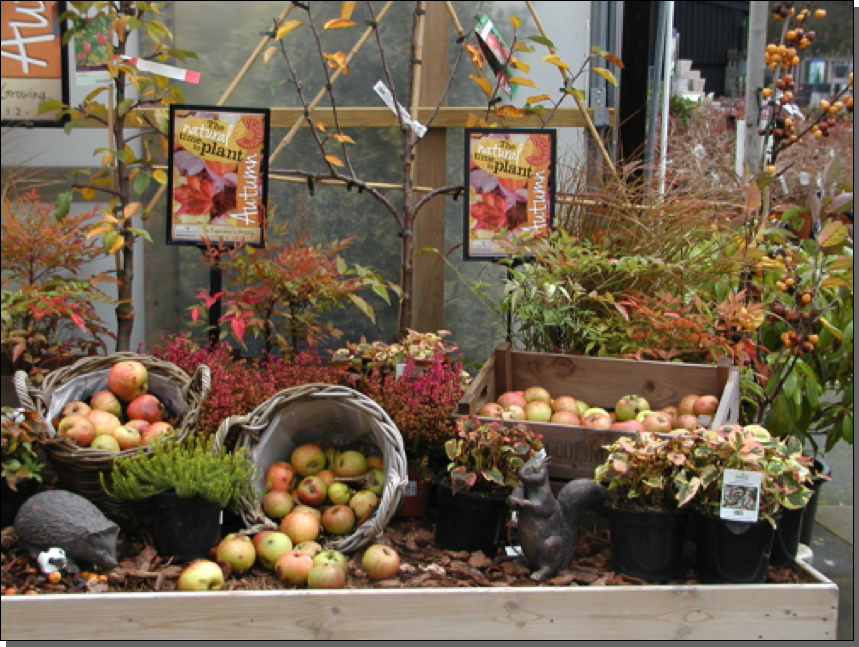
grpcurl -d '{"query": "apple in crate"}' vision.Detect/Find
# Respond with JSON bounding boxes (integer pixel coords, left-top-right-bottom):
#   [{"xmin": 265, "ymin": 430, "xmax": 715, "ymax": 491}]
[
  {"xmin": 497, "ymin": 391, "xmax": 526, "ymax": 409},
  {"xmin": 262, "ymin": 489, "xmax": 295, "ymax": 519},
  {"xmin": 89, "ymin": 389, "xmax": 122, "ymax": 417},
  {"xmin": 256, "ymin": 531, "xmax": 294, "ymax": 571},
  {"xmin": 177, "ymin": 559, "xmax": 224, "ymax": 591},
  {"xmin": 615, "ymin": 395, "xmax": 652, "ymax": 422},
  {"xmin": 550, "ymin": 411, "xmax": 581, "ymax": 425},
  {"xmin": 693, "ymin": 395, "xmax": 720, "ymax": 416},
  {"xmin": 361, "ymin": 543, "xmax": 401, "ymax": 580},
  {"xmin": 321, "ymin": 504, "xmax": 356, "ymax": 535},
  {"xmin": 313, "ymin": 549, "xmax": 349, "ymax": 575},
  {"xmin": 90, "ymin": 434, "xmax": 121, "ymax": 452},
  {"xmin": 88, "ymin": 409, "xmax": 122, "ymax": 438},
  {"xmin": 61, "ymin": 400, "xmax": 91, "ymax": 418},
  {"xmin": 215, "ymin": 534, "xmax": 256, "ymax": 575},
  {"xmin": 280, "ymin": 510, "xmax": 321, "ymax": 545},
  {"xmin": 524, "ymin": 401, "xmax": 553, "ymax": 422},
  {"xmin": 523, "ymin": 386, "xmax": 552, "ymax": 405},
  {"xmin": 112, "ymin": 424, "xmax": 142, "ymax": 450},
  {"xmin": 275, "ymin": 549, "xmax": 314, "ymax": 585},
  {"xmin": 477, "ymin": 402, "xmax": 504, "ymax": 418},
  {"xmin": 307, "ymin": 562, "xmax": 347, "ymax": 589},
  {"xmin": 125, "ymin": 393, "xmax": 165, "ymax": 424},
  {"xmin": 295, "ymin": 475, "xmax": 327, "ymax": 507},
  {"xmin": 333, "ymin": 450, "xmax": 368, "ymax": 478},
  {"xmin": 551, "ymin": 395, "xmax": 579, "ymax": 414},
  {"xmin": 56, "ymin": 414, "xmax": 96, "ymax": 447},
  {"xmin": 264, "ymin": 461, "xmax": 296, "ymax": 492},
  {"xmin": 107, "ymin": 359, "xmax": 148, "ymax": 402},
  {"xmin": 290, "ymin": 443, "xmax": 327, "ymax": 477}
]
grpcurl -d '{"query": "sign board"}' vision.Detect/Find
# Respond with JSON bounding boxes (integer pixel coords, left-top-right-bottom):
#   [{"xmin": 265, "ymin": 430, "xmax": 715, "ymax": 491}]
[
  {"xmin": 1, "ymin": 0, "xmax": 68, "ymax": 127},
  {"xmin": 463, "ymin": 127, "xmax": 556, "ymax": 261},
  {"xmin": 167, "ymin": 105, "xmax": 270, "ymax": 248}
]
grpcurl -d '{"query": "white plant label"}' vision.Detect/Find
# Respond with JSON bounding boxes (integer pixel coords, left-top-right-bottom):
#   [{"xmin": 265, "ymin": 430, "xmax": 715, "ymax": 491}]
[
  {"xmin": 373, "ymin": 80, "xmax": 427, "ymax": 138},
  {"xmin": 719, "ymin": 469, "xmax": 762, "ymax": 523}
]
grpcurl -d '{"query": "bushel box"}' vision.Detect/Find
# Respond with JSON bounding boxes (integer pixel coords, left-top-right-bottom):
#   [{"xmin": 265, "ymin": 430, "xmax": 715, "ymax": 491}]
[{"xmin": 454, "ymin": 343, "xmax": 740, "ymax": 483}]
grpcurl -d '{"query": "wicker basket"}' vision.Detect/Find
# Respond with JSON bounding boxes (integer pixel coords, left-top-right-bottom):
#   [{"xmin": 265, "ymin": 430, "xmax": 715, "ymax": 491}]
[
  {"xmin": 214, "ymin": 383, "xmax": 408, "ymax": 554},
  {"xmin": 14, "ymin": 352, "xmax": 211, "ymax": 515}
]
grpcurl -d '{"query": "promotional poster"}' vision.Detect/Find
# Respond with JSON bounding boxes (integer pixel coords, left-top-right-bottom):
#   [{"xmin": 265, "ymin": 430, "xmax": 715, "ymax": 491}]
[
  {"xmin": 167, "ymin": 105, "xmax": 270, "ymax": 247},
  {"xmin": 463, "ymin": 128, "xmax": 556, "ymax": 261},
  {"xmin": 1, "ymin": 0, "xmax": 67, "ymax": 126}
]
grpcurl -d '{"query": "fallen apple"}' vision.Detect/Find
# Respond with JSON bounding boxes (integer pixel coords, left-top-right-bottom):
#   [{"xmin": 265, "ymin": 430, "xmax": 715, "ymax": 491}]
[
  {"xmin": 262, "ymin": 489, "xmax": 295, "ymax": 519},
  {"xmin": 274, "ymin": 549, "xmax": 314, "ymax": 585},
  {"xmin": 320, "ymin": 504, "xmax": 356, "ymax": 535},
  {"xmin": 361, "ymin": 543, "xmax": 401, "ymax": 580},
  {"xmin": 215, "ymin": 534, "xmax": 256, "ymax": 575},
  {"xmin": 280, "ymin": 510, "xmax": 321, "ymax": 545},
  {"xmin": 293, "ymin": 540, "xmax": 323, "ymax": 558},
  {"xmin": 255, "ymin": 531, "xmax": 294, "ymax": 571},
  {"xmin": 307, "ymin": 562, "xmax": 347, "ymax": 589},
  {"xmin": 177, "ymin": 559, "xmax": 224, "ymax": 591},
  {"xmin": 313, "ymin": 549, "xmax": 349, "ymax": 575}
]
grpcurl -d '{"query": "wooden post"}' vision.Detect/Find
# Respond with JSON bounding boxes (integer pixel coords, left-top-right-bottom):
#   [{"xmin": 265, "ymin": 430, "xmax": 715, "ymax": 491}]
[{"xmin": 412, "ymin": 1, "xmax": 448, "ymax": 333}]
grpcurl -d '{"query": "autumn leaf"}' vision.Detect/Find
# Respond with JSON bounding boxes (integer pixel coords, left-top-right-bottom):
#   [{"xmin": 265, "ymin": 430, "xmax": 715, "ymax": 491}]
[
  {"xmin": 315, "ymin": 122, "xmax": 327, "ymax": 132},
  {"xmin": 123, "ymin": 202, "xmax": 141, "ymax": 219},
  {"xmin": 496, "ymin": 105, "xmax": 525, "ymax": 119},
  {"xmin": 509, "ymin": 76, "xmax": 538, "ymax": 89},
  {"xmin": 466, "ymin": 113, "xmax": 489, "ymax": 128},
  {"xmin": 81, "ymin": 187, "xmax": 97, "ymax": 200},
  {"xmin": 86, "ymin": 224, "xmax": 113, "ymax": 240},
  {"xmin": 465, "ymin": 43, "xmax": 483, "ymax": 68},
  {"xmin": 190, "ymin": 306, "xmax": 201, "ymax": 323},
  {"xmin": 324, "ymin": 18, "xmax": 356, "ymax": 29},
  {"xmin": 526, "ymin": 94, "xmax": 552, "ymax": 104},
  {"xmin": 605, "ymin": 52, "xmax": 625, "ymax": 68},
  {"xmin": 540, "ymin": 54, "xmax": 570, "ymax": 70},
  {"xmin": 593, "ymin": 67, "xmax": 618, "ymax": 86},
  {"xmin": 470, "ymin": 74, "xmax": 494, "ymax": 98},
  {"xmin": 264, "ymin": 46, "xmax": 277, "ymax": 63},
  {"xmin": 174, "ymin": 174, "xmax": 217, "ymax": 216},
  {"xmin": 513, "ymin": 41, "xmax": 535, "ymax": 53},
  {"xmin": 324, "ymin": 155, "xmax": 345, "ymax": 167},
  {"xmin": 332, "ymin": 134, "xmax": 355, "ymax": 144},
  {"xmin": 340, "ymin": 1, "xmax": 357, "ymax": 19},
  {"xmin": 324, "ymin": 52, "xmax": 349, "ymax": 75},
  {"xmin": 153, "ymin": 169, "xmax": 167, "ymax": 184},
  {"xmin": 510, "ymin": 57, "xmax": 530, "ymax": 73},
  {"xmin": 817, "ymin": 221, "xmax": 849, "ymax": 250},
  {"xmin": 510, "ymin": 14, "xmax": 522, "ymax": 29}
]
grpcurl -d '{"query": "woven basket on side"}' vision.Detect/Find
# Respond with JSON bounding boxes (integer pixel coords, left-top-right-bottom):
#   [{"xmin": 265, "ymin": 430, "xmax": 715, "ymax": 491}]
[
  {"xmin": 214, "ymin": 383, "xmax": 408, "ymax": 554},
  {"xmin": 14, "ymin": 352, "xmax": 210, "ymax": 515}
]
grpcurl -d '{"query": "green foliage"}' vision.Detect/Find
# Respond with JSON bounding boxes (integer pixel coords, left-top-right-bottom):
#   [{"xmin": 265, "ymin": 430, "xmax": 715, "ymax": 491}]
[
  {"xmin": 101, "ymin": 435, "xmax": 257, "ymax": 510},
  {"xmin": 444, "ymin": 416, "xmax": 543, "ymax": 495},
  {"xmin": 1, "ymin": 408, "xmax": 48, "ymax": 490}
]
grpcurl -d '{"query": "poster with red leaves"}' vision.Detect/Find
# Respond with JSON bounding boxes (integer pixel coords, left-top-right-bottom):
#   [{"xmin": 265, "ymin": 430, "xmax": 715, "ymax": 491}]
[
  {"xmin": 463, "ymin": 128, "xmax": 556, "ymax": 261},
  {"xmin": 167, "ymin": 105, "xmax": 270, "ymax": 247}
]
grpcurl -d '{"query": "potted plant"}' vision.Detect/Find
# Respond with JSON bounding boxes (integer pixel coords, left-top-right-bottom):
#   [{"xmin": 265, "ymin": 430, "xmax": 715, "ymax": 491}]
[
  {"xmin": 100, "ymin": 435, "xmax": 257, "ymax": 560},
  {"xmin": 1, "ymin": 407, "xmax": 49, "ymax": 528},
  {"xmin": 594, "ymin": 431, "xmax": 697, "ymax": 582},
  {"xmin": 435, "ymin": 415, "xmax": 543, "ymax": 555},
  {"xmin": 674, "ymin": 425, "xmax": 813, "ymax": 583}
]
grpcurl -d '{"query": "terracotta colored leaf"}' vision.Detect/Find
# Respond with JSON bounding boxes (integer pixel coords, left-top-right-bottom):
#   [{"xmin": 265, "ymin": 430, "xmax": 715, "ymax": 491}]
[
  {"xmin": 324, "ymin": 155, "xmax": 345, "ymax": 167},
  {"xmin": 324, "ymin": 18, "xmax": 356, "ymax": 29},
  {"xmin": 496, "ymin": 105, "xmax": 525, "ymax": 118},
  {"xmin": 315, "ymin": 122, "xmax": 327, "ymax": 132},
  {"xmin": 274, "ymin": 20, "xmax": 302, "ymax": 40},
  {"xmin": 123, "ymin": 202, "xmax": 141, "ymax": 219},
  {"xmin": 605, "ymin": 52, "xmax": 625, "ymax": 68},
  {"xmin": 526, "ymin": 94, "xmax": 552, "ymax": 104}
]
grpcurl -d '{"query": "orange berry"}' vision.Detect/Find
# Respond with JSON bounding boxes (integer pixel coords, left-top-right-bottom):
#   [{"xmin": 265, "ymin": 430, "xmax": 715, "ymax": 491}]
[
  {"xmin": 47, "ymin": 571, "xmax": 63, "ymax": 584},
  {"xmin": 814, "ymin": 9, "xmax": 826, "ymax": 19}
]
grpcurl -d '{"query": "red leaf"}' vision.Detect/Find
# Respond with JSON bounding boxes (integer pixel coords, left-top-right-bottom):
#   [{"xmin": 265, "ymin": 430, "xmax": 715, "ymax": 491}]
[
  {"xmin": 70, "ymin": 314, "xmax": 85, "ymax": 331},
  {"xmin": 230, "ymin": 315, "xmax": 246, "ymax": 340}
]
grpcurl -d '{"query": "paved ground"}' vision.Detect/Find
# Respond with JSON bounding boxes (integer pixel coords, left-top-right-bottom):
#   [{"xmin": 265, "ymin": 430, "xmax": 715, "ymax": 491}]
[{"xmin": 806, "ymin": 438, "xmax": 853, "ymax": 641}]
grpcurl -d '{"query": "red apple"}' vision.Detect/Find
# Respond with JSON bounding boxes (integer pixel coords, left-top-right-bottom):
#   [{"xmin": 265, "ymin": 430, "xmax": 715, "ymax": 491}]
[
  {"xmin": 280, "ymin": 510, "xmax": 321, "ymax": 545},
  {"xmin": 255, "ymin": 531, "xmax": 293, "ymax": 571},
  {"xmin": 676, "ymin": 414, "xmax": 700, "ymax": 432},
  {"xmin": 501, "ymin": 404, "xmax": 526, "ymax": 420},
  {"xmin": 88, "ymin": 390, "xmax": 123, "ymax": 418},
  {"xmin": 87, "ymin": 409, "xmax": 122, "ymax": 438},
  {"xmin": 293, "ymin": 540, "xmax": 323, "ymax": 558},
  {"xmin": 611, "ymin": 419, "xmax": 645, "ymax": 432},
  {"xmin": 215, "ymin": 534, "xmax": 256, "ymax": 575},
  {"xmin": 295, "ymin": 475, "xmax": 327, "ymax": 507},
  {"xmin": 264, "ymin": 461, "xmax": 296, "ymax": 492},
  {"xmin": 112, "ymin": 424, "xmax": 142, "ymax": 450},
  {"xmin": 321, "ymin": 504, "xmax": 356, "ymax": 535},
  {"xmin": 125, "ymin": 393, "xmax": 165, "ymax": 424},
  {"xmin": 290, "ymin": 443, "xmax": 327, "ymax": 477},
  {"xmin": 307, "ymin": 562, "xmax": 347, "ymax": 589},
  {"xmin": 523, "ymin": 386, "xmax": 552, "ymax": 404},
  {"xmin": 262, "ymin": 489, "xmax": 295, "ymax": 519},
  {"xmin": 333, "ymin": 450, "xmax": 368, "ymax": 478},
  {"xmin": 550, "ymin": 395, "xmax": 579, "ymax": 414},
  {"xmin": 477, "ymin": 402, "xmax": 504, "ymax": 418},
  {"xmin": 177, "ymin": 559, "xmax": 224, "ymax": 591},
  {"xmin": 140, "ymin": 421, "xmax": 175, "ymax": 446},
  {"xmin": 361, "ymin": 543, "xmax": 401, "ymax": 580},
  {"xmin": 106, "ymin": 359, "xmax": 148, "ymax": 402},
  {"xmin": 550, "ymin": 410, "xmax": 581, "ymax": 425},
  {"xmin": 497, "ymin": 391, "xmax": 527, "ymax": 409},
  {"xmin": 56, "ymin": 414, "xmax": 96, "ymax": 447},
  {"xmin": 61, "ymin": 400, "xmax": 91, "ymax": 418},
  {"xmin": 641, "ymin": 412, "xmax": 673, "ymax": 434},
  {"xmin": 524, "ymin": 401, "xmax": 553, "ymax": 422},
  {"xmin": 251, "ymin": 530, "xmax": 274, "ymax": 551},
  {"xmin": 275, "ymin": 549, "xmax": 314, "ymax": 585},
  {"xmin": 692, "ymin": 394, "xmax": 719, "ymax": 417},
  {"xmin": 582, "ymin": 412, "xmax": 613, "ymax": 428},
  {"xmin": 292, "ymin": 504, "xmax": 322, "ymax": 522},
  {"xmin": 124, "ymin": 419, "xmax": 151, "ymax": 436},
  {"xmin": 677, "ymin": 394, "xmax": 700, "ymax": 417},
  {"xmin": 365, "ymin": 455, "xmax": 384, "ymax": 470}
]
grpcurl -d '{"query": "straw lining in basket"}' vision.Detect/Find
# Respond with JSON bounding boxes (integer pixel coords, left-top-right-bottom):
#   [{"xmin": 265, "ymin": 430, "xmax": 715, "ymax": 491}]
[{"xmin": 215, "ymin": 383, "xmax": 408, "ymax": 554}]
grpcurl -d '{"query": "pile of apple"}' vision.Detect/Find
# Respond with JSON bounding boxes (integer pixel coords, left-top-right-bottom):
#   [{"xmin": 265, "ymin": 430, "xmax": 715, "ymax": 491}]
[
  {"xmin": 53, "ymin": 360, "xmax": 176, "ymax": 452},
  {"xmin": 477, "ymin": 386, "xmax": 720, "ymax": 432}
]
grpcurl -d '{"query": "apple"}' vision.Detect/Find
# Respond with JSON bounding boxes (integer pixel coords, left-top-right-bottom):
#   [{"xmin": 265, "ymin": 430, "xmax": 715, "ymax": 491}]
[
  {"xmin": 501, "ymin": 404, "xmax": 526, "ymax": 420},
  {"xmin": 523, "ymin": 386, "xmax": 552, "ymax": 405},
  {"xmin": 56, "ymin": 414, "xmax": 96, "ymax": 447},
  {"xmin": 87, "ymin": 409, "xmax": 122, "ymax": 438},
  {"xmin": 611, "ymin": 419, "xmax": 645, "ymax": 432},
  {"xmin": 107, "ymin": 359, "xmax": 148, "ymax": 402},
  {"xmin": 89, "ymin": 434, "xmax": 121, "ymax": 452},
  {"xmin": 215, "ymin": 534, "xmax": 256, "ymax": 575},
  {"xmin": 88, "ymin": 390, "xmax": 123, "ymax": 418},
  {"xmin": 274, "ymin": 549, "xmax": 315, "ymax": 585},
  {"xmin": 112, "ymin": 424, "xmax": 142, "ymax": 450},
  {"xmin": 292, "ymin": 504, "xmax": 322, "ymax": 522},
  {"xmin": 264, "ymin": 461, "xmax": 296, "ymax": 492},
  {"xmin": 327, "ymin": 481, "xmax": 355, "ymax": 506},
  {"xmin": 477, "ymin": 402, "xmax": 504, "ymax": 418},
  {"xmin": 635, "ymin": 410, "xmax": 657, "ymax": 423},
  {"xmin": 361, "ymin": 543, "xmax": 401, "ymax": 580},
  {"xmin": 140, "ymin": 421, "xmax": 175, "ymax": 446},
  {"xmin": 677, "ymin": 394, "xmax": 700, "ymax": 417},
  {"xmin": 321, "ymin": 504, "xmax": 356, "ymax": 535},
  {"xmin": 550, "ymin": 410, "xmax": 581, "ymax": 425},
  {"xmin": 290, "ymin": 443, "xmax": 327, "ymax": 477},
  {"xmin": 582, "ymin": 412, "xmax": 612, "ymax": 429},
  {"xmin": 262, "ymin": 489, "xmax": 295, "ymax": 519},
  {"xmin": 582, "ymin": 407, "xmax": 610, "ymax": 418},
  {"xmin": 295, "ymin": 475, "xmax": 327, "ymax": 507},
  {"xmin": 255, "ymin": 531, "xmax": 294, "ymax": 570},
  {"xmin": 313, "ymin": 549, "xmax": 349, "ymax": 575},
  {"xmin": 307, "ymin": 562, "xmax": 347, "ymax": 589},
  {"xmin": 676, "ymin": 414, "xmax": 700, "ymax": 432},
  {"xmin": 550, "ymin": 395, "xmax": 579, "ymax": 414},
  {"xmin": 614, "ymin": 395, "xmax": 651, "ymax": 422},
  {"xmin": 124, "ymin": 419, "xmax": 151, "ymax": 437},
  {"xmin": 575, "ymin": 400, "xmax": 590, "ymax": 417},
  {"xmin": 280, "ymin": 510, "xmax": 321, "ymax": 545},
  {"xmin": 349, "ymin": 489, "xmax": 379, "ymax": 521},
  {"xmin": 496, "ymin": 391, "xmax": 527, "ymax": 409},
  {"xmin": 293, "ymin": 540, "xmax": 323, "ymax": 558},
  {"xmin": 659, "ymin": 406, "xmax": 679, "ymax": 425},
  {"xmin": 315, "ymin": 469, "xmax": 336, "ymax": 487},
  {"xmin": 61, "ymin": 400, "xmax": 91, "ymax": 418},
  {"xmin": 641, "ymin": 412, "xmax": 673, "ymax": 434},
  {"xmin": 367, "ymin": 468, "xmax": 385, "ymax": 496},
  {"xmin": 251, "ymin": 530, "xmax": 274, "ymax": 551},
  {"xmin": 365, "ymin": 454, "xmax": 384, "ymax": 470},
  {"xmin": 125, "ymin": 393, "xmax": 165, "ymax": 424},
  {"xmin": 177, "ymin": 559, "xmax": 224, "ymax": 591},
  {"xmin": 333, "ymin": 450, "xmax": 368, "ymax": 478},
  {"xmin": 692, "ymin": 394, "xmax": 719, "ymax": 417},
  {"xmin": 524, "ymin": 401, "xmax": 553, "ymax": 422}
]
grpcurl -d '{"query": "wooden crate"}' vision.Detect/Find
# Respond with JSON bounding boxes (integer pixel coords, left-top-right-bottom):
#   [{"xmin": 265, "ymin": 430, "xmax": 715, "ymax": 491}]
[
  {"xmin": 0, "ymin": 560, "xmax": 838, "ymax": 640},
  {"xmin": 455, "ymin": 343, "xmax": 741, "ymax": 482}
]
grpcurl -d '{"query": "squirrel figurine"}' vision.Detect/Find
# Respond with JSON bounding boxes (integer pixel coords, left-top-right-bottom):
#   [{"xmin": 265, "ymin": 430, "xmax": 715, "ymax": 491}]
[{"xmin": 507, "ymin": 453, "xmax": 609, "ymax": 582}]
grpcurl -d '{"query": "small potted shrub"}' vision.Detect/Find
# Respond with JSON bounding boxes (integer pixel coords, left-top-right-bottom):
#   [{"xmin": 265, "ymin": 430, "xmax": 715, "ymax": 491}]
[
  {"xmin": 594, "ymin": 431, "xmax": 697, "ymax": 582},
  {"xmin": 434, "ymin": 415, "xmax": 543, "ymax": 555},
  {"xmin": 1, "ymin": 407, "xmax": 49, "ymax": 528},
  {"xmin": 675, "ymin": 425, "xmax": 813, "ymax": 583},
  {"xmin": 101, "ymin": 435, "xmax": 257, "ymax": 560}
]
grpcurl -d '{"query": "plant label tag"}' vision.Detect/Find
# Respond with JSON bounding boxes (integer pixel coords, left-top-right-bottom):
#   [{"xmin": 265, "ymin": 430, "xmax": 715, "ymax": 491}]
[{"xmin": 719, "ymin": 469, "xmax": 762, "ymax": 523}]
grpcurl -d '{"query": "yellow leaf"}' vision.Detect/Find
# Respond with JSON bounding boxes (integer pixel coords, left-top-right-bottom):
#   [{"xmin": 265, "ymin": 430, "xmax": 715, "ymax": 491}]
[
  {"xmin": 81, "ymin": 187, "xmax": 97, "ymax": 201},
  {"xmin": 496, "ymin": 105, "xmax": 525, "ymax": 118},
  {"xmin": 745, "ymin": 184, "xmax": 762, "ymax": 215},
  {"xmin": 513, "ymin": 42, "xmax": 535, "ymax": 53},
  {"xmin": 466, "ymin": 113, "xmax": 489, "ymax": 128},
  {"xmin": 593, "ymin": 67, "xmax": 618, "ymax": 86},
  {"xmin": 510, "ymin": 57, "xmax": 530, "ymax": 73},
  {"xmin": 275, "ymin": 20, "xmax": 302, "ymax": 40},
  {"xmin": 86, "ymin": 225, "xmax": 113, "ymax": 240},
  {"xmin": 324, "ymin": 155, "xmax": 345, "ymax": 167},
  {"xmin": 315, "ymin": 122, "xmax": 327, "ymax": 132},
  {"xmin": 510, "ymin": 15, "xmax": 522, "ymax": 29},
  {"xmin": 123, "ymin": 202, "xmax": 141, "ymax": 219},
  {"xmin": 324, "ymin": 18, "xmax": 356, "ymax": 30},
  {"xmin": 526, "ymin": 94, "xmax": 552, "ymax": 104},
  {"xmin": 153, "ymin": 169, "xmax": 168, "ymax": 185},
  {"xmin": 540, "ymin": 54, "xmax": 570, "ymax": 70},
  {"xmin": 340, "ymin": 1, "xmax": 357, "ymax": 19},
  {"xmin": 508, "ymin": 77, "xmax": 538, "ymax": 89},
  {"xmin": 332, "ymin": 134, "xmax": 355, "ymax": 144},
  {"xmin": 101, "ymin": 153, "xmax": 114, "ymax": 168},
  {"xmin": 107, "ymin": 234, "xmax": 125, "ymax": 255},
  {"xmin": 470, "ymin": 74, "xmax": 494, "ymax": 98},
  {"xmin": 264, "ymin": 46, "xmax": 277, "ymax": 63},
  {"xmin": 465, "ymin": 44, "xmax": 483, "ymax": 68},
  {"xmin": 820, "ymin": 277, "xmax": 847, "ymax": 289}
]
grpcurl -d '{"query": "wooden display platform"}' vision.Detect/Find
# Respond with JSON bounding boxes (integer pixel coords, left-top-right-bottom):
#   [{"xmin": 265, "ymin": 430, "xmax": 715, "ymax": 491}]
[{"xmin": 0, "ymin": 559, "xmax": 838, "ymax": 640}]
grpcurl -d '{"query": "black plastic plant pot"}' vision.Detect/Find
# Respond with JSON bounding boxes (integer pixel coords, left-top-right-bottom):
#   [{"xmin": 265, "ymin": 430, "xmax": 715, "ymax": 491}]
[
  {"xmin": 770, "ymin": 504, "xmax": 806, "ymax": 567},
  {"xmin": 694, "ymin": 511, "xmax": 777, "ymax": 584},
  {"xmin": 607, "ymin": 505, "xmax": 689, "ymax": 583},
  {"xmin": 1, "ymin": 479, "xmax": 39, "ymax": 530},
  {"xmin": 799, "ymin": 456, "xmax": 832, "ymax": 546},
  {"xmin": 149, "ymin": 491, "xmax": 222, "ymax": 562},
  {"xmin": 434, "ymin": 479, "xmax": 509, "ymax": 556}
]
